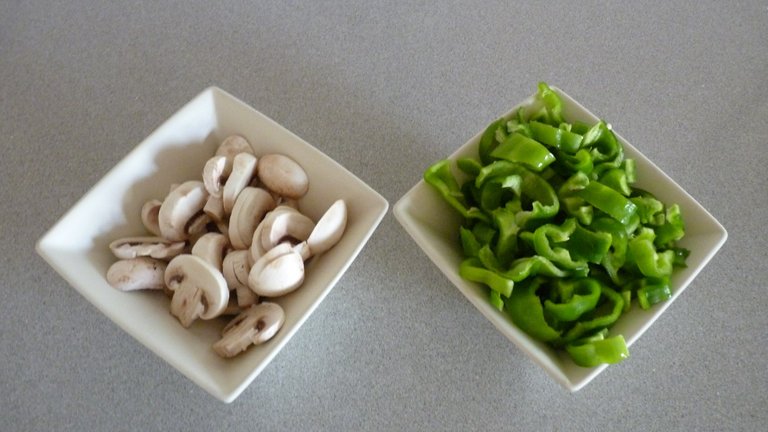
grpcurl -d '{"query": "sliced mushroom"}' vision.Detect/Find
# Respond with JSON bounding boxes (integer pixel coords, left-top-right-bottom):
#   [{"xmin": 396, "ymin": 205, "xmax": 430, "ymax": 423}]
[
  {"xmin": 292, "ymin": 241, "xmax": 312, "ymax": 261},
  {"xmin": 212, "ymin": 302, "xmax": 285, "ymax": 358},
  {"xmin": 222, "ymin": 250, "xmax": 250, "ymax": 288},
  {"xmin": 158, "ymin": 181, "xmax": 209, "ymax": 241},
  {"xmin": 256, "ymin": 154, "xmax": 309, "ymax": 199},
  {"xmin": 203, "ymin": 195, "xmax": 226, "ymax": 224},
  {"xmin": 215, "ymin": 135, "xmax": 254, "ymax": 177},
  {"xmin": 165, "ymin": 254, "xmax": 229, "ymax": 327},
  {"xmin": 202, "ymin": 155, "xmax": 227, "ymax": 198},
  {"xmin": 249, "ymin": 206, "xmax": 295, "ymax": 264},
  {"xmin": 248, "ymin": 242, "xmax": 305, "ymax": 297},
  {"xmin": 109, "ymin": 236, "xmax": 185, "ymax": 260},
  {"xmin": 306, "ymin": 199, "xmax": 348, "ymax": 256},
  {"xmin": 228, "ymin": 187, "xmax": 276, "ymax": 249},
  {"xmin": 191, "ymin": 232, "xmax": 229, "ymax": 271},
  {"xmin": 260, "ymin": 208, "xmax": 315, "ymax": 252},
  {"xmin": 140, "ymin": 199, "xmax": 163, "ymax": 236},
  {"xmin": 222, "ymin": 153, "xmax": 258, "ymax": 214},
  {"xmin": 106, "ymin": 257, "xmax": 167, "ymax": 291},
  {"xmin": 221, "ymin": 297, "xmax": 243, "ymax": 316}
]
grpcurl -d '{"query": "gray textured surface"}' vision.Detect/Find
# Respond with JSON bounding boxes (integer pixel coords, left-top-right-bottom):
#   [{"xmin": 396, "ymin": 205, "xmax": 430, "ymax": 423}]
[{"xmin": 2, "ymin": 0, "xmax": 767, "ymax": 430}]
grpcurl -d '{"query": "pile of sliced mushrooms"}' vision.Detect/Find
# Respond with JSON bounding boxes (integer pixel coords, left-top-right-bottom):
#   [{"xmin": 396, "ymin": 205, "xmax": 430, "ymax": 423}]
[{"xmin": 106, "ymin": 135, "xmax": 347, "ymax": 358}]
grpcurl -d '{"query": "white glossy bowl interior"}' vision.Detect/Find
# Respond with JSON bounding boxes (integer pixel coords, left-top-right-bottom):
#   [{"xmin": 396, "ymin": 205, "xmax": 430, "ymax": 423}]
[
  {"xmin": 393, "ymin": 87, "xmax": 727, "ymax": 391},
  {"xmin": 36, "ymin": 87, "xmax": 388, "ymax": 402}
]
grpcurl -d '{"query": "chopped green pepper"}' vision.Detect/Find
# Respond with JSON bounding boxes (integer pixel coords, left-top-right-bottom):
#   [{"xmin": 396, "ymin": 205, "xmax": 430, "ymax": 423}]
[
  {"xmin": 490, "ymin": 133, "xmax": 556, "ymax": 172},
  {"xmin": 505, "ymin": 278, "xmax": 562, "ymax": 342},
  {"xmin": 566, "ymin": 335, "xmax": 629, "ymax": 367}
]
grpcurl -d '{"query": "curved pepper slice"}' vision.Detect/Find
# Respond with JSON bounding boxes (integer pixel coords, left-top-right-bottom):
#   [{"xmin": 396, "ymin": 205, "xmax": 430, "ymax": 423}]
[
  {"xmin": 566, "ymin": 223, "xmax": 612, "ymax": 264},
  {"xmin": 636, "ymin": 277, "xmax": 672, "ymax": 310},
  {"xmin": 424, "ymin": 160, "xmax": 491, "ymax": 224},
  {"xmin": 505, "ymin": 278, "xmax": 561, "ymax": 342},
  {"xmin": 490, "ymin": 133, "xmax": 556, "ymax": 172},
  {"xmin": 583, "ymin": 120, "xmax": 621, "ymax": 163},
  {"xmin": 627, "ymin": 228, "xmax": 674, "ymax": 278},
  {"xmin": 530, "ymin": 121, "xmax": 583, "ymax": 154},
  {"xmin": 654, "ymin": 204, "xmax": 685, "ymax": 248},
  {"xmin": 459, "ymin": 258, "xmax": 514, "ymax": 298},
  {"xmin": 536, "ymin": 82, "xmax": 564, "ymax": 125},
  {"xmin": 566, "ymin": 334, "xmax": 629, "ymax": 367},
  {"xmin": 532, "ymin": 219, "xmax": 588, "ymax": 270},
  {"xmin": 479, "ymin": 118, "xmax": 505, "ymax": 165},
  {"xmin": 590, "ymin": 217, "xmax": 628, "ymax": 284},
  {"xmin": 476, "ymin": 161, "xmax": 559, "ymax": 228},
  {"xmin": 544, "ymin": 278, "xmax": 602, "ymax": 322},
  {"xmin": 578, "ymin": 180, "xmax": 638, "ymax": 225},
  {"xmin": 558, "ymin": 172, "xmax": 593, "ymax": 226},
  {"xmin": 492, "ymin": 206, "xmax": 520, "ymax": 266},
  {"xmin": 560, "ymin": 285, "xmax": 625, "ymax": 344},
  {"xmin": 502, "ymin": 255, "xmax": 569, "ymax": 280}
]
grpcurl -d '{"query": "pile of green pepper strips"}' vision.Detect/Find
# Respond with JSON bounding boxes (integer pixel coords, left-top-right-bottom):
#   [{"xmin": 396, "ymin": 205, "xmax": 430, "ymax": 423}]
[{"xmin": 424, "ymin": 83, "xmax": 689, "ymax": 367}]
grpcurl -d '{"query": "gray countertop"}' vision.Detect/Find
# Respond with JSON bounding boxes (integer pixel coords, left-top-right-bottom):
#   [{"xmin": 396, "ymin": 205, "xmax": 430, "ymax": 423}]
[{"xmin": 3, "ymin": 1, "xmax": 767, "ymax": 430}]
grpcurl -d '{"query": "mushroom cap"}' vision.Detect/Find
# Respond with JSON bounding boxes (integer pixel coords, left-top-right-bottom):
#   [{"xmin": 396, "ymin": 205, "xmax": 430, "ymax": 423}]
[
  {"xmin": 106, "ymin": 257, "xmax": 167, "ymax": 291},
  {"xmin": 228, "ymin": 187, "xmax": 276, "ymax": 249},
  {"xmin": 165, "ymin": 254, "xmax": 229, "ymax": 327},
  {"xmin": 222, "ymin": 153, "xmax": 258, "ymax": 214},
  {"xmin": 306, "ymin": 199, "xmax": 348, "ymax": 256},
  {"xmin": 158, "ymin": 181, "xmax": 209, "ymax": 241},
  {"xmin": 248, "ymin": 243, "xmax": 305, "ymax": 297},
  {"xmin": 212, "ymin": 302, "xmax": 285, "ymax": 358},
  {"xmin": 109, "ymin": 236, "xmax": 186, "ymax": 260},
  {"xmin": 256, "ymin": 154, "xmax": 309, "ymax": 199}
]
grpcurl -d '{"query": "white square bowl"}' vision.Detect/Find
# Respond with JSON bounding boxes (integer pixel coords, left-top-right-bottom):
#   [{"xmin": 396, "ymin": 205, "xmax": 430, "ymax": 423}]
[
  {"xmin": 36, "ymin": 87, "xmax": 388, "ymax": 402},
  {"xmin": 393, "ymin": 87, "xmax": 727, "ymax": 391}
]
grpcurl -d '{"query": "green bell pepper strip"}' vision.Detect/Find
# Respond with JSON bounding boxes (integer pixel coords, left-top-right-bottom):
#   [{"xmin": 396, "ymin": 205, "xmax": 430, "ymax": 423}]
[
  {"xmin": 536, "ymin": 82, "xmax": 564, "ymax": 126},
  {"xmin": 622, "ymin": 159, "xmax": 637, "ymax": 184},
  {"xmin": 599, "ymin": 168, "xmax": 632, "ymax": 197},
  {"xmin": 459, "ymin": 226, "xmax": 481, "ymax": 258},
  {"xmin": 532, "ymin": 219, "xmax": 588, "ymax": 270},
  {"xmin": 559, "ymin": 285, "xmax": 625, "ymax": 344},
  {"xmin": 671, "ymin": 247, "xmax": 690, "ymax": 267},
  {"xmin": 630, "ymin": 195, "xmax": 664, "ymax": 225},
  {"xmin": 479, "ymin": 118, "xmax": 505, "ymax": 165},
  {"xmin": 627, "ymin": 228, "xmax": 675, "ymax": 278},
  {"xmin": 489, "ymin": 290, "xmax": 504, "ymax": 311},
  {"xmin": 566, "ymin": 223, "xmax": 612, "ymax": 264},
  {"xmin": 459, "ymin": 258, "xmax": 515, "ymax": 298},
  {"xmin": 529, "ymin": 121, "xmax": 583, "ymax": 154},
  {"xmin": 506, "ymin": 108, "xmax": 533, "ymax": 137},
  {"xmin": 558, "ymin": 172, "xmax": 593, "ymax": 226},
  {"xmin": 543, "ymin": 278, "xmax": 602, "ymax": 322},
  {"xmin": 558, "ymin": 148, "xmax": 593, "ymax": 176},
  {"xmin": 457, "ymin": 157, "xmax": 483, "ymax": 177},
  {"xmin": 490, "ymin": 133, "xmax": 556, "ymax": 172},
  {"xmin": 654, "ymin": 204, "xmax": 685, "ymax": 248},
  {"xmin": 566, "ymin": 335, "xmax": 629, "ymax": 367},
  {"xmin": 472, "ymin": 222, "xmax": 497, "ymax": 246},
  {"xmin": 582, "ymin": 120, "xmax": 621, "ymax": 163},
  {"xmin": 505, "ymin": 278, "xmax": 562, "ymax": 342},
  {"xmin": 423, "ymin": 160, "xmax": 469, "ymax": 215},
  {"xmin": 501, "ymin": 255, "xmax": 570, "ymax": 280},
  {"xmin": 590, "ymin": 217, "xmax": 628, "ymax": 284},
  {"xmin": 636, "ymin": 278, "xmax": 672, "ymax": 310},
  {"xmin": 570, "ymin": 120, "xmax": 592, "ymax": 135},
  {"xmin": 578, "ymin": 180, "xmax": 638, "ymax": 225},
  {"xmin": 479, "ymin": 174, "xmax": 522, "ymax": 212},
  {"xmin": 476, "ymin": 161, "xmax": 559, "ymax": 229},
  {"xmin": 492, "ymin": 206, "xmax": 520, "ymax": 266}
]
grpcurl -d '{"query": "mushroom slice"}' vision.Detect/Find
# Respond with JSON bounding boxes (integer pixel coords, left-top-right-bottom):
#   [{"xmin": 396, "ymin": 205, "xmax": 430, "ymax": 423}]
[
  {"xmin": 203, "ymin": 195, "xmax": 226, "ymax": 224},
  {"xmin": 222, "ymin": 250, "xmax": 257, "ymax": 307},
  {"xmin": 248, "ymin": 242, "xmax": 305, "ymax": 297},
  {"xmin": 260, "ymin": 209, "xmax": 315, "ymax": 252},
  {"xmin": 249, "ymin": 206, "xmax": 297, "ymax": 263},
  {"xmin": 109, "ymin": 236, "xmax": 185, "ymax": 260},
  {"xmin": 158, "ymin": 181, "xmax": 209, "ymax": 241},
  {"xmin": 221, "ymin": 298, "xmax": 243, "ymax": 316},
  {"xmin": 165, "ymin": 254, "xmax": 229, "ymax": 327},
  {"xmin": 215, "ymin": 135, "xmax": 255, "ymax": 177},
  {"xmin": 212, "ymin": 302, "xmax": 285, "ymax": 358},
  {"xmin": 228, "ymin": 187, "xmax": 276, "ymax": 249},
  {"xmin": 140, "ymin": 199, "xmax": 163, "ymax": 236},
  {"xmin": 106, "ymin": 257, "xmax": 167, "ymax": 291},
  {"xmin": 202, "ymin": 155, "xmax": 227, "ymax": 198},
  {"xmin": 222, "ymin": 153, "xmax": 258, "ymax": 214},
  {"xmin": 256, "ymin": 154, "xmax": 309, "ymax": 199},
  {"xmin": 307, "ymin": 199, "xmax": 347, "ymax": 256},
  {"xmin": 191, "ymin": 232, "xmax": 229, "ymax": 271}
]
